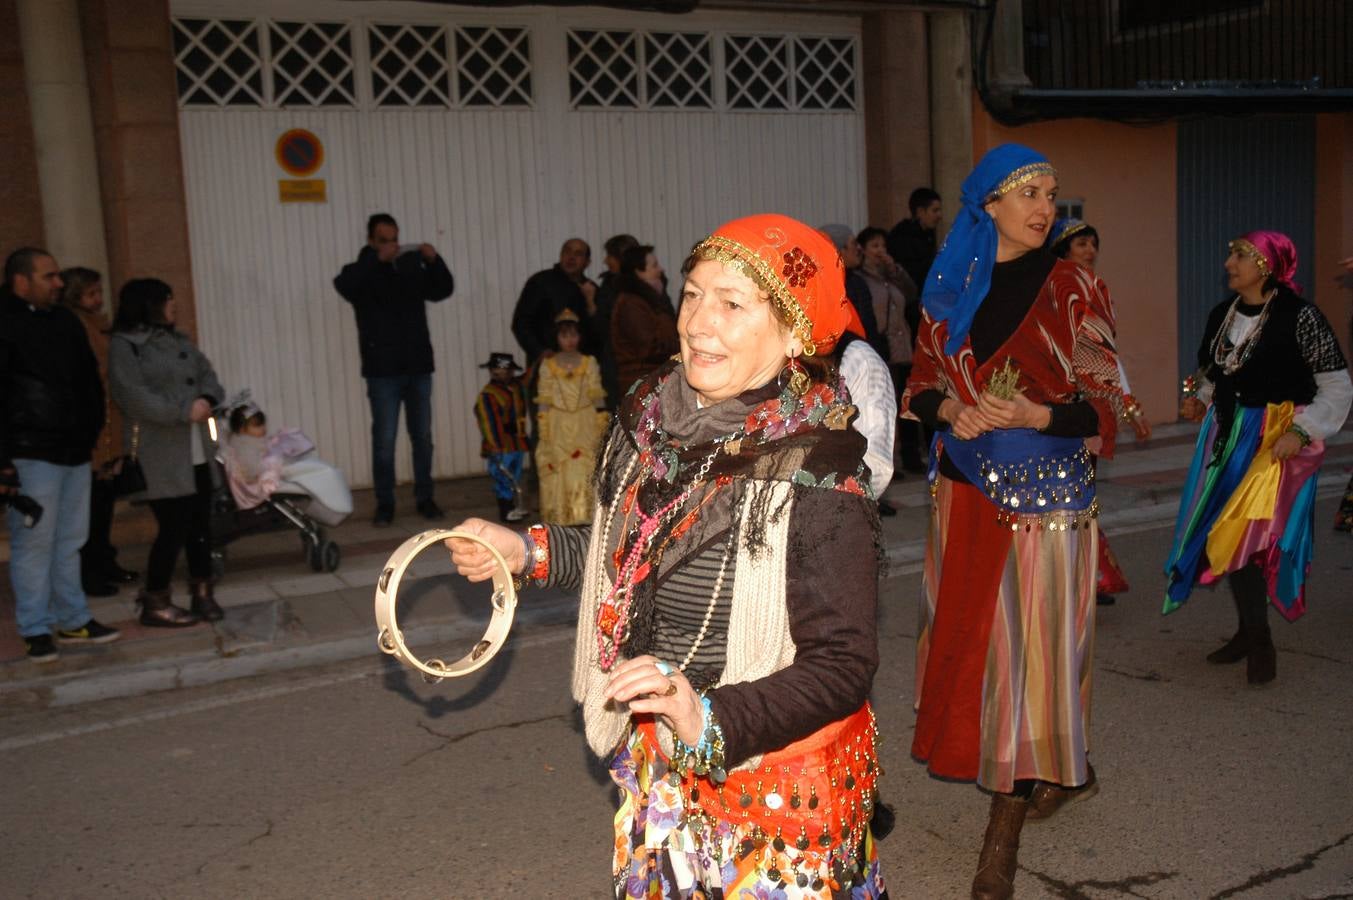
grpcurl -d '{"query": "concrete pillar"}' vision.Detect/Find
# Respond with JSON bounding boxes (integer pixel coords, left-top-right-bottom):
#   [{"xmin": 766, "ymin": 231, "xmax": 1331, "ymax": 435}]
[
  {"xmin": 928, "ymin": 10, "xmax": 973, "ymax": 242},
  {"xmin": 0, "ymin": 0, "xmax": 46, "ymax": 255},
  {"xmin": 860, "ymin": 9, "xmax": 932, "ymax": 230},
  {"xmin": 989, "ymin": 0, "xmax": 1032, "ymax": 90},
  {"xmin": 79, "ymin": 0, "xmax": 198, "ymax": 338},
  {"xmin": 15, "ymin": 0, "xmax": 109, "ymax": 279}
]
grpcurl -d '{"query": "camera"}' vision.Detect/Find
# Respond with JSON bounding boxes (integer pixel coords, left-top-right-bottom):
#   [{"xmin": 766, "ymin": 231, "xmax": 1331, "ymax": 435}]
[{"xmin": 8, "ymin": 494, "xmax": 43, "ymax": 528}]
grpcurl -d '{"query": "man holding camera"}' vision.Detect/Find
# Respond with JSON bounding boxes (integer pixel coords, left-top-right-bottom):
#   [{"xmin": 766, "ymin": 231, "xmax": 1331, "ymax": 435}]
[
  {"xmin": 334, "ymin": 213, "xmax": 455, "ymax": 527},
  {"xmin": 2, "ymin": 247, "xmax": 121, "ymax": 663}
]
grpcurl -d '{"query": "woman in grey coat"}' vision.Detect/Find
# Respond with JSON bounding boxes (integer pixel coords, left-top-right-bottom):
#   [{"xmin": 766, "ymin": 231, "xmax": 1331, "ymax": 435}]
[{"xmin": 108, "ymin": 279, "xmax": 226, "ymax": 626}]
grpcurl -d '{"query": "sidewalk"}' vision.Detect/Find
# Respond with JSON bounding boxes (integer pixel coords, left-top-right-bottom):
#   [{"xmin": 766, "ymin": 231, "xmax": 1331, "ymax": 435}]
[{"xmin": 2, "ymin": 423, "xmax": 1350, "ymax": 715}]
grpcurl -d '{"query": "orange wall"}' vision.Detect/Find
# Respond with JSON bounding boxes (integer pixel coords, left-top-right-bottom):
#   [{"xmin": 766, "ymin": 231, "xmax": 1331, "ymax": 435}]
[
  {"xmin": 1314, "ymin": 112, "xmax": 1353, "ymax": 361},
  {"xmin": 972, "ymin": 107, "xmax": 1180, "ymax": 427}
]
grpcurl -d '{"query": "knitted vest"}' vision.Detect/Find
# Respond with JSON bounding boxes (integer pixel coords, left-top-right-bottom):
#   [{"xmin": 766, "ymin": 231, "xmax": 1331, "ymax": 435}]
[{"xmin": 571, "ymin": 476, "xmax": 796, "ymax": 768}]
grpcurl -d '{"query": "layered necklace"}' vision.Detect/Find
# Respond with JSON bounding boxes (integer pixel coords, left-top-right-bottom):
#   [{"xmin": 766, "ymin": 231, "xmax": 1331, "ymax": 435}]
[{"xmin": 1211, "ymin": 290, "xmax": 1275, "ymax": 376}]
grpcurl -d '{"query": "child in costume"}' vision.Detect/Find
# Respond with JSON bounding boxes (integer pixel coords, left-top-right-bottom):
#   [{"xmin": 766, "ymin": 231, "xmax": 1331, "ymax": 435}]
[
  {"xmin": 474, "ymin": 352, "xmax": 529, "ymax": 523},
  {"xmin": 224, "ymin": 401, "xmax": 352, "ymax": 525},
  {"xmin": 535, "ymin": 310, "xmax": 608, "ymax": 524}
]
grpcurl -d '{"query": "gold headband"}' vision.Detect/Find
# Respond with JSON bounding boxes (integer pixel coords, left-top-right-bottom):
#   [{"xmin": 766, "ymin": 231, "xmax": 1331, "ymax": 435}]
[
  {"xmin": 1228, "ymin": 239, "xmax": 1271, "ymax": 278},
  {"xmin": 1053, "ymin": 221, "xmax": 1090, "ymax": 248},
  {"xmin": 988, "ymin": 162, "xmax": 1058, "ymax": 201},
  {"xmin": 688, "ymin": 235, "xmax": 817, "ymax": 356}
]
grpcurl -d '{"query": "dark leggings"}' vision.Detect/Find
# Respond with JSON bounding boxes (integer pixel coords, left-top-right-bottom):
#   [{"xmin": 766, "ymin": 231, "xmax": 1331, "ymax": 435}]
[
  {"xmin": 1228, "ymin": 563, "xmax": 1269, "ymax": 628},
  {"xmin": 81, "ymin": 475, "xmax": 119, "ymax": 576},
  {"xmin": 145, "ymin": 464, "xmax": 213, "ymax": 591}
]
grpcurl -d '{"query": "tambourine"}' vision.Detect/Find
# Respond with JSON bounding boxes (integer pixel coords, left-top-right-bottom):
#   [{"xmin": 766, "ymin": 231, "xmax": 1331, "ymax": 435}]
[{"xmin": 373, "ymin": 529, "xmax": 517, "ymax": 682}]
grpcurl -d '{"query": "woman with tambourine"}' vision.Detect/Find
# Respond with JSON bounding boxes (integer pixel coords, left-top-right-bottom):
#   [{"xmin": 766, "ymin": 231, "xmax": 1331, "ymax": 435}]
[{"xmin": 447, "ymin": 214, "xmax": 889, "ymax": 899}]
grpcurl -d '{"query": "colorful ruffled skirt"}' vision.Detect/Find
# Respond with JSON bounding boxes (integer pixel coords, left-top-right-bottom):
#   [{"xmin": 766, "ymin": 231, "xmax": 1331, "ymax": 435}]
[
  {"xmin": 610, "ymin": 706, "xmax": 885, "ymax": 899},
  {"xmin": 1164, "ymin": 402, "xmax": 1323, "ymax": 621},
  {"xmin": 913, "ymin": 477, "xmax": 1097, "ymax": 793}
]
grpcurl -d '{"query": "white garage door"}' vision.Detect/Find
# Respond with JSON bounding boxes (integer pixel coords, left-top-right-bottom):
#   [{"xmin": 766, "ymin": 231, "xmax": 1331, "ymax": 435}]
[{"xmin": 172, "ymin": 0, "xmax": 866, "ymax": 485}]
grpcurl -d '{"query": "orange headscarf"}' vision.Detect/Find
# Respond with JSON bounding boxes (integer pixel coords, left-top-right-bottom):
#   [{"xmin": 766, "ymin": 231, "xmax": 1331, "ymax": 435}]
[{"xmin": 688, "ymin": 213, "xmax": 863, "ymax": 356}]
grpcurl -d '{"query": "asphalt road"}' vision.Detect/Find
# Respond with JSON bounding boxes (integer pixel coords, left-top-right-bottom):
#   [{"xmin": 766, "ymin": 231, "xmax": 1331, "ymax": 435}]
[{"xmin": 4, "ymin": 499, "xmax": 1352, "ymax": 899}]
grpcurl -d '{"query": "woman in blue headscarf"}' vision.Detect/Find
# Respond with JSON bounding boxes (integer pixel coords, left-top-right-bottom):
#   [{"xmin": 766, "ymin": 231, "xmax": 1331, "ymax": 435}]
[{"xmin": 901, "ymin": 144, "xmax": 1123, "ymax": 900}]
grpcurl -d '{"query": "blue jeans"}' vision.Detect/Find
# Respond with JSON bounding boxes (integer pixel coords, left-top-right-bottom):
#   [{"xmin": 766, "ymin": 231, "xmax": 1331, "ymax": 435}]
[
  {"xmin": 366, "ymin": 373, "xmax": 434, "ymax": 511},
  {"xmin": 7, "ymin": 460, "xmax": 93, "ymax": 637},
  {"xmin": 486, "ymin": 451, "xmax": 524, "ymax": 501}
]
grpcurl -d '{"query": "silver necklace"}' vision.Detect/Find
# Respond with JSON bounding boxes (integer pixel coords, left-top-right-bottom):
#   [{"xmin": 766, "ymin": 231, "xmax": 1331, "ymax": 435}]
[{"xmin": 1211, "ymin": 291, "xmax": 1275, "ymax": 375}]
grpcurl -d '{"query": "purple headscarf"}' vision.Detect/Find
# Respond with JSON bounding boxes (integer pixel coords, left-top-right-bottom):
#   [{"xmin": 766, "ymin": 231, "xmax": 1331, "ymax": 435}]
[{"xmin": 1231, "ymin": 230, "xmax": 1302, "ymax": 295}]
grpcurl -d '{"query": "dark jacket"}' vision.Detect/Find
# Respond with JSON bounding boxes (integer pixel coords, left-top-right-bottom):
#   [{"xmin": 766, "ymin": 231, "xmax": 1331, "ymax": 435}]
[
  {"xmin": 844, "ymin": 269, "xmax": 885, "ymax": 359},
  {"xmin": 511, "ymin": 265, "xmax": 596, "ymax": 364},
  {"xmin": 886, "ymin": 217, "xmax": 938, "ymax": 293},
  {"xmin": 610, "ymin": 276, "xmax": 678, "ymax": 394},
  {"xmin": 0, "ymin": 288, "xmax": 104, "ymax": 467},
  {"xmin": 333, "ymin": 246, "xmax": 455, "ymax": 378}
]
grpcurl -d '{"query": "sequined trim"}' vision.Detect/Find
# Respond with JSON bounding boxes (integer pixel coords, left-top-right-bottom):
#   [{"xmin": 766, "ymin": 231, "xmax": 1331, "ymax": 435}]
[
  {"xmin": 1052, "ymin": 220, "xmax": 1090, "ymax": 249},
  {"xmin": 1229, "ymin": 239, "xmax": 1272, "ymax": 278},
  {"xmin": 988, "ymin": 162, "xmax": 1058, "ymax": 200},
  {"xmin": 690, "ymin": 234, "xmax": 821, "ymax": 357}
]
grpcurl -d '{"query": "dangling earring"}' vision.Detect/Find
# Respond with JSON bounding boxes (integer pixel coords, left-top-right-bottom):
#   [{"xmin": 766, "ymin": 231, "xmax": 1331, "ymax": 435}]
[{"xmin": 785, "ymin": 356, "xmax": 809, "ymax": 397}]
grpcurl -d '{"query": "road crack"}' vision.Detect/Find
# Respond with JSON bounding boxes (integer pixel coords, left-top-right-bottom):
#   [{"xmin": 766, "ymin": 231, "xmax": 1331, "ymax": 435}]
[
  {"xmin": 1210, "ymin": 831, "xmax": 1353, "ymax": 899},
  {"xmin": 405, "ymin": 711, "xmax": 571, "ymax": 766},
  {"xmin": 1022, "ymin": 867, "xmax": 1178, "ymax": 899},
  {"xmin": 1098, "ymin": 664, "xmax": 1169, "ymax": 683}
]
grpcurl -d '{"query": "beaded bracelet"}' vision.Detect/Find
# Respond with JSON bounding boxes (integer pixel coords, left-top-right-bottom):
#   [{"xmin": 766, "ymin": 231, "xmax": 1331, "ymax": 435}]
[
  {"xmin": 670, "ymin": 693, "xmax": 728, "ymax": 784},
  {"xmin": 1287, "ymin": 423, "xmax": 1313, "ymax": 447},
  {"xmin": 512, "ymin": 524, "xmax": 551, "ymax": 591}
]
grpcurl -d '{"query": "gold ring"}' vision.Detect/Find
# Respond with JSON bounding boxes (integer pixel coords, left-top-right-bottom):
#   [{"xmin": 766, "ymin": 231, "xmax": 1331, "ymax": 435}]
[{"xmin": 664, "ymin": 681, "xmax": 678, "ymax": 697}]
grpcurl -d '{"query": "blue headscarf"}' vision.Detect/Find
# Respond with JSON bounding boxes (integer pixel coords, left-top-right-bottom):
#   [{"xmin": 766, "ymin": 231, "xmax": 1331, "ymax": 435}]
[
  {"xmin": 921, "ymin": 143, "xmax": 1056, "ymax": 353},
  {"xmin": 1049, "ymin": 217, "xmax": 1093, "ymax": 253}
]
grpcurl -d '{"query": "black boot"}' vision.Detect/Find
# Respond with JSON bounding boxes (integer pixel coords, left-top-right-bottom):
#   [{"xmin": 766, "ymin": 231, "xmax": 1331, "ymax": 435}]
[
  {"xmin": 1247, "ymin": 624, "xmax": 1276, "ymax": 685},
  {"xmin": 189, "ymin": 580, "xmax": 224, "ymax": 622},
  {"xmin": 972, "ymin": 793, "xmax": 1028, "ymax": 900},
  {"xmin": 138, "ymin": 589, "xmax": 200, "ymax": 628},
  {"xmin": 1206, "ymin": 628, "xmax": 1250, "ymax": 664},
  {"xmin": 497, "ymin": 498, "xmax": 513, "ymax": 523},
  {"xmin": 1228, "ymin": 565, "xmax": 1274, "ymax": 684}
]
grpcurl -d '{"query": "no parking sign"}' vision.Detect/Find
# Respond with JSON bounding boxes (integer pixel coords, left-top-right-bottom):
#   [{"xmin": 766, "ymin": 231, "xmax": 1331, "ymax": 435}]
[{"xmin": 275, "ymin": 129, "xmax": 326, "ymax": 202}]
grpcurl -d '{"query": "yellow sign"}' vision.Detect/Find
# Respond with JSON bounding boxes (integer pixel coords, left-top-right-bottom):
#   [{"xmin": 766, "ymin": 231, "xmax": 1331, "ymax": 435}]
[{"xmin": 279, "ymin": 179, "xmax": 327, "ymax": 203}]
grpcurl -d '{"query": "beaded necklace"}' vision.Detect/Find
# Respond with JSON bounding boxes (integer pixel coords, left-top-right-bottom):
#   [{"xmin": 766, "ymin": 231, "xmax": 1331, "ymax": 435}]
[{"xmin": 1211, "ymin": 291, "xmax": 1275, "ymax": 376}]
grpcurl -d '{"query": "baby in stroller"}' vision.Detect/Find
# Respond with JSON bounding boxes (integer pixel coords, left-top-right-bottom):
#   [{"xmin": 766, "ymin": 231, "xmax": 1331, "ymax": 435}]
[{"xmin": 224, "ymin": 401, "xmax": 353, "ymax": 528}]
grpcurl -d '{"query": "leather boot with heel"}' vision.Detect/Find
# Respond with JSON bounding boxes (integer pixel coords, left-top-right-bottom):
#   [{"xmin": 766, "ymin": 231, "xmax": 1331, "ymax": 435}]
[
  {"xmin": 190, "ymin": 580, "xmax": 225, "ymax": 622},
  {"xmin": 1246, "ymin": 623, "xmax": 1276, "ymax": 685},
  {"xmin": 972, "ymin": 793, "xmax": 1029, "ymax": 900},
  {"xmin": 138, "ymin": 590, "xmax": 200, "ymax": 628}
]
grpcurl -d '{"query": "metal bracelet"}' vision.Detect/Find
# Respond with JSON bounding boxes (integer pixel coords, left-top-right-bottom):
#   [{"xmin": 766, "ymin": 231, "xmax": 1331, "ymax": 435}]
[{"xmin": 373, "ymin": 529, "xmax": 518, "ymax": 683}]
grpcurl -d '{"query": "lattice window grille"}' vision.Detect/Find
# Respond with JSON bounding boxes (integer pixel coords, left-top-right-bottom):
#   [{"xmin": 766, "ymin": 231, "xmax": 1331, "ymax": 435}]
[
  {"xmin": 794, "ymin": 36, "xmax": 857, "ymax": 110},
  {"xmin": 368, "ymin": 23, "xmax": 451, "ymax": 107},
  {"xmin": 724, "ymin": 34, "xmax": 791, "ymax": 110},
  {"xmin": 173, "ymin": 18, "xmax": 265, "ymax": 106},
  {"xmin": 270, "ymin": 21, "xmax": 356, "ymax": 107},
  {"xmin": 456, "ymin": 26, "xmax": 532, "ymax": 107},
  {"xmin": 568, "ymin": 30, "xmax": 640, "ymax": 108},
  {"xmin": 645, "ymin": 32, "xmax": 713, "ymax": 108}
]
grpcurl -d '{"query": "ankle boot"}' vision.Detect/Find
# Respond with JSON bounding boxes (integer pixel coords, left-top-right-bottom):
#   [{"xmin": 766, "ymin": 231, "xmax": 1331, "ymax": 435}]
[
  {"xmin": 190, "ymin": 580, "xmax": 224, "ymax": 622},
  {"xmin": 972, "ymin": 793, "xmax": 1029, "ymax": 900},
  {"xmin": 1206, "ymin": 628, "xmax": 1250, "ymax": 664},
  {"xmin": 1246, "ymin": 624, "xmax": 1276, "ymax": 685},
  {"xmin": 138, "ymin": 589, "xmax": 200, "ymax": 628}
]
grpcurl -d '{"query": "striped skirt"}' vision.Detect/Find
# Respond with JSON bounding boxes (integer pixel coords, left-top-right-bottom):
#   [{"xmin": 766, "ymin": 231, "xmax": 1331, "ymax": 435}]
[
  {"xmin": 1164, "ymin": 402, "xmax": 1323, "ymax": 621},
  {"xmin": 913, "ymin": 477, "xmax": 1097, "ymax": 793}
]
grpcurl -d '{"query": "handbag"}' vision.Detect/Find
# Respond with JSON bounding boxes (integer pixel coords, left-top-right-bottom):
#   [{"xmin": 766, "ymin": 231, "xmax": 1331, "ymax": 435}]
[{"xmin": 111, "ymin": 422, "xmax": 148, "ymax": 497}]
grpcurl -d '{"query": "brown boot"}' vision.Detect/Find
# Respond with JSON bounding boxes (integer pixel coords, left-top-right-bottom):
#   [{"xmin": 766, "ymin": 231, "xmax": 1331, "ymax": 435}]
[
  {"xmin": 972, "ymin": 793, "xmax": 1028, "ymax": 900},
  {"xmin": 1026, "ymin": 765, "xmax": 1099, "ymax": 822},
  {"xmin": 138, "ymin": 589, "xmax": 200, "ymax": 628},
  {"xmin": 189, "ymin": 580, "xmax": 224, "ymax": 622}
]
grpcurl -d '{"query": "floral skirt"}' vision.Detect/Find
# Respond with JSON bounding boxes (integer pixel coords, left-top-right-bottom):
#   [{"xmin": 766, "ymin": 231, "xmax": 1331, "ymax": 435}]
[{"xmin": 610, "ymin": 706, "xmax": 886, "ymax": 899}]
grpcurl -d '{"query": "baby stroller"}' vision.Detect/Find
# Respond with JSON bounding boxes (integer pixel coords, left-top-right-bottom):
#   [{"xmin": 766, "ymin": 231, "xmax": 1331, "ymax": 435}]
[{"xmin": 207, "ymin": 392, "xmax": 353, "ymax": 577}]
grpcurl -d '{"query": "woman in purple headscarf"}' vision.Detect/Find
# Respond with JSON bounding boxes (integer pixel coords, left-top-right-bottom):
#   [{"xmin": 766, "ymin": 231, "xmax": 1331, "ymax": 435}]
[{"xmin": 1167, "ymin": 231, "xmax": 1351, "ymax": 685}]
